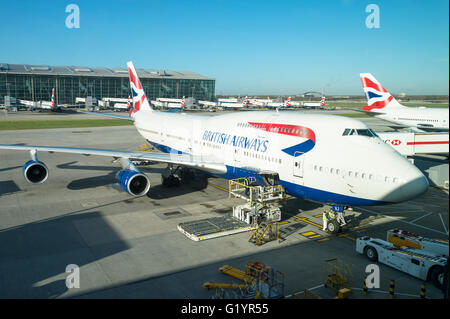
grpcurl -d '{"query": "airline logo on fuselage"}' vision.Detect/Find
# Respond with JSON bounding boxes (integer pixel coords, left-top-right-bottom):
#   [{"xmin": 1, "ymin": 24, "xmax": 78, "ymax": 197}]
[
  {"xmin": 248, "ymin": 122, "xmax": 316, "ymax": 157},
  {"xmin": 202, "ymin": 130, "xmax": 269, "ymax": 152}
]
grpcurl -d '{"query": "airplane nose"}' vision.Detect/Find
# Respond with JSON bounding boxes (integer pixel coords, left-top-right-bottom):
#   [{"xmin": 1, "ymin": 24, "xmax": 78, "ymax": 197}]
[
  {"xmin": 399, "ymin": 171, "xmax": 429, "ymax": 201},
  {"xmin": 382, "ymin": 165, "xmax": 429, "ymax": 203}
]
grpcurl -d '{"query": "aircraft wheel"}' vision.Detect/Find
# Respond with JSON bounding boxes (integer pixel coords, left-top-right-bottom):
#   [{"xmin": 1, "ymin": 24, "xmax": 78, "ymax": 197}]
[
  {"xmin": 327, "ymin": 220, "xmax": 340, "ymax": 234},
  {"xmin": 180, "ymin": 167, "xmax": 195, "ymax": 183},
  {"xmin": 161, "ymin": 175, "xmax": 169, "ymax": 187},
  {"xmin": 161, "ymin": 175, "xmax": 180, "ymax": 187}
]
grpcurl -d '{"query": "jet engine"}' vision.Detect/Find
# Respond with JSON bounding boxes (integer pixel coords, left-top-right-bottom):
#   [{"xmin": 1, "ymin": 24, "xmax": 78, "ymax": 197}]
[
  {"xmin": 117, "ymin": 169, "xmax": 150, "ymax": 196},
  {"xmin": 23, "ymin": 160, "xmax": 49, "ymax": 184}
]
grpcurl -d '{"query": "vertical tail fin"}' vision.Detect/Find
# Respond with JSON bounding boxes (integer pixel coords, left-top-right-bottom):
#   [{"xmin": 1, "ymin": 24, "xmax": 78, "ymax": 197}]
[
  {"xmin": 181, "ymin": 96, "xmax": 185, "ymax": 108},
  {"xmin": 51, "ymin": 88, "xmax": 55, "ymax": 109},
  {"xmin": 127, "ymin": 61, "xmax": 152, "ymax": 116},
  {"xmin": 127, "ymin": 95, "xmax": 131, "ymax": 108},
  {"xmin": 320, "ymin": 96, "xmax": 326, "ymax": 106},
  {"xmin": 242, "ymin": 96, "xmax": 248, "ymax": 107},
  {"xmin": 360, "ymin": 73, "xmax": 403, "ymax": 111},
  {"xmin": 285, "ymin": 96, "xmax": 292, "ymax": 107}
]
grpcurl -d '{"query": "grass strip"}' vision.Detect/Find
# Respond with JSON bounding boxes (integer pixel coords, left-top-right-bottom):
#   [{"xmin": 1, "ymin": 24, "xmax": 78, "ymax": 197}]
[{"xmin": 0, "ymin": 119, "xmax": 132, "ymax": 130}]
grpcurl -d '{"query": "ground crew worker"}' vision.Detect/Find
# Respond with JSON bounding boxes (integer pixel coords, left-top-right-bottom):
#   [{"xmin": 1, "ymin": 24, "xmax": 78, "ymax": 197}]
[
  {"xmin": 322, "ymin": 210, "xmax": 335, "ymax": 231},
  {"xmin": 336, "ymin": 210, "xmax": 346, "ymax": 226}
]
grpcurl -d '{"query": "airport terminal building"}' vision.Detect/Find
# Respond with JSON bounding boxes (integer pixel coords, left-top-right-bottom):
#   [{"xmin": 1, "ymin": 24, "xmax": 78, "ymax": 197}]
[{"xmin": 0, "ymin": 63, "xmax": 215, "ymax": 105}]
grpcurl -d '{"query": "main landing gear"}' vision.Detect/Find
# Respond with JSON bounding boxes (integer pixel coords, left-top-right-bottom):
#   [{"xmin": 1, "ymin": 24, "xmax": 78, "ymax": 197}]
[{"xmin": 161, "ymin": 165, "xmax": 207, "ymax": 189}]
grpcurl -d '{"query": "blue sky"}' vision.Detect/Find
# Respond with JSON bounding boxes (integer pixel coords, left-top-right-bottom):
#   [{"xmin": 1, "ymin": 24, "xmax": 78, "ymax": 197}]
[{"xmin": 0, "ymin": 0, "xmax": 448, "ymax": 95}]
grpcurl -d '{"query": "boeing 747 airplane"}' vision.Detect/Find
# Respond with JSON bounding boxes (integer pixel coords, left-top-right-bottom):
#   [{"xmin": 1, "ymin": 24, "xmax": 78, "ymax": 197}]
[{"xmin": 0, "ymin": 62, "xmax": 429, "ymax": 210}]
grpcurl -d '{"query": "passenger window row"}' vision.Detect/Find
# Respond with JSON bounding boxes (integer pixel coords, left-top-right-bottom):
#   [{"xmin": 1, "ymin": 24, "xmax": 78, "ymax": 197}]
[
  {"xmin": 313, "ymin": 165, "xmax": 399, "ymax": 183},
  {"xmin": 399, "ymin": 118, "xmax": 438, "ymax": 122},
  {"xmin": 244, "ymin": 151, "xmax": 282, "ymax": 164}
]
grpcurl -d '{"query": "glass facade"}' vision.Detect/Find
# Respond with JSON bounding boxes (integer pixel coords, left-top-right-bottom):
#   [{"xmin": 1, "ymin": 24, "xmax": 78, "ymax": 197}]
[{"xmin": 0, "ymin": 73, "xmax": 215, "ymax": 105}]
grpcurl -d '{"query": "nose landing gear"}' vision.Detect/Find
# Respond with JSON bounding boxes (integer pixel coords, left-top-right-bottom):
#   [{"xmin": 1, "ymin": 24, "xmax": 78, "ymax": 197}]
[{"xmin": 324, "ymin": 205, "xmax": 348, "ymax": 234}]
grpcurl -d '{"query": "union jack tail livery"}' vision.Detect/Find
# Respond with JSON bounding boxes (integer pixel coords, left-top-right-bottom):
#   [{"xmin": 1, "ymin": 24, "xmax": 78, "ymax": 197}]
[
  {"xmin": 360, "ymin": 73, "xmax": 403, "ymax": 111},
  {"xmin": 320, "ymin": 97, "xmax": 326, "ymax": 106},
  {"xmin": 127, "ymin": 61, "xmax": 152, "ymax": 115},
  {"xmin": 242, "ymin": 96, "xmax": 248, "ymax": 107},
  {"xmin": 51, "ymin": 88, "xmax": 55, "ymax": 109},
  {"xmin": 285, "ymin": 97, "xmax": 292, "ymax": 107},
  {"xmin": 181, "ymin": 96, "xmax": 185, "ymax": 108},
  {"xmin": 127, "ymin": 96, "xmax": 131, "ymax": 108}
]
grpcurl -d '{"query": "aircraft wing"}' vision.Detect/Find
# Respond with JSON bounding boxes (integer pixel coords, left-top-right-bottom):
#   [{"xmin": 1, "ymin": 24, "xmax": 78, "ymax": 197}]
[
  {"xmin": 415, "ymin": 125, "xmax": 449, "ymax": 132},
  {"xmin": 347, "ymin": 108, "xmax": 385, "ymax": 116},
  {"xmin": 366, "ymin": 122, "xmax": 412, "ymax": 129},
  {"xmin": 0, "ymin": 144, "xmax": 227, "ymax": 174},
  {"xmin": 366, "ymin": 122, "xmax": 449, "ymax": 132}
]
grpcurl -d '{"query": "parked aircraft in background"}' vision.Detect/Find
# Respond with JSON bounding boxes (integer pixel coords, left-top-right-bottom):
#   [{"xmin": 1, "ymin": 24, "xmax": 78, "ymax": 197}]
[
  {"xmin": 302, "ymin": 97, "xmax": 326, "ymax": 109},
  {"xmin": 113, "ymin": 96, "xmax": 132, "ymax": 112},
  {"xmin": 221, "ymin": 96, "xmax": 248, "ymax": 109},
  {"xmin": 359, "ymin": 73, "xmax": 449, "ymax": 132}
]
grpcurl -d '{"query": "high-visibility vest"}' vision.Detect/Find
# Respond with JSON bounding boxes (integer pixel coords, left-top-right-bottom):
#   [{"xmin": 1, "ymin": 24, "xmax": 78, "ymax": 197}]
[{"xmin": 323, "ymin": 211, "xmax": 335, "ymax": 221}]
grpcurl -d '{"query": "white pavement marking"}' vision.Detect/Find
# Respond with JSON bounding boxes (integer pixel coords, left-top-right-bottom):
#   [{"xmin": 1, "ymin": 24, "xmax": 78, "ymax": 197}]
[
  {"xmin": 439, "ymin": 213, "xmax": 448, "ymax": 234},
  {"xmin": 285, "ymin": 284, "xmax": 324, "ymax": 298},
  {"xmin": 308, "ymin": 284, "xmax": 325, "ymax": 291},
  {"xmin": 351, "ymin": 287, "xmax": 420, "ymax": 298},
  {"xmin": 410, "ymin": 212, "xmax": 433, "ymax": 224},
  {"xmin": 357, "ymin": 207, "xmax": 448, "ymax": 236}
]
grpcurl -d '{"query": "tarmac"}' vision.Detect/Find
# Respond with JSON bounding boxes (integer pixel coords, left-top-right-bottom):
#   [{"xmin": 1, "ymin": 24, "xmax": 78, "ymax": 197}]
[{"xmin": 0, "ymin": 110, "xmax": 448, "ymax": 299}]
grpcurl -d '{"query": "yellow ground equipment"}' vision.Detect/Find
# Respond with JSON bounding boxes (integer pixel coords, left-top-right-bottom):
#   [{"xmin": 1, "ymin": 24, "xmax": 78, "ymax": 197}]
[
  {"xmin": 335, "ymin": 288, "xmax": 352, "ymax": 299},
  {"xmin": 248, "ymin": 221, "xmax": 280, "ymax": 245},
  {"xmin": 387, "ymin": 229, "xmax": 449, "ymax": 257},
  {"xmin": 203, "ymin": 282, "xmax": 248, "ymax": 289},
  {"xmin": 324, "ymin": 258, "xmax": 352, "ymax": 293},
  {"xmin": 219, "ymin": 265, "xmax": 256, "ymax": 284},
  {"xmin": 207, "ymin": 262, "xmax": 285, "ymax": 299}
]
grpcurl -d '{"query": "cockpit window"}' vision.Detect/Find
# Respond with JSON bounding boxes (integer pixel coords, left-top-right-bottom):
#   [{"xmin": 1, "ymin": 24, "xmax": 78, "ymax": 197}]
[
  {"xmin": 343, "ymin": 128, "xmax": 377, "ymax": 137},
  {"xmin": 369, "ymin": 129, "xmax": 379, "ymax": 137},
  {"xmin": 356, "ymin": 129, "xmax": 375, "ymax": 137},
  {"xmin": 342, "ymin": 128, "xmax": 351, "ymax": 136}
]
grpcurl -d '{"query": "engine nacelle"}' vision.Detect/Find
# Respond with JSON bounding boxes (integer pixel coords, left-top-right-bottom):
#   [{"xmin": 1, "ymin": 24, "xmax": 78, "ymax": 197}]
[
  {"xmin": 117, "ymin": 169, "xmax": 150, "ymax": 196},
  {"xmin": 23, "ymin": 160, "xmax": 49, "ymax": 184}
]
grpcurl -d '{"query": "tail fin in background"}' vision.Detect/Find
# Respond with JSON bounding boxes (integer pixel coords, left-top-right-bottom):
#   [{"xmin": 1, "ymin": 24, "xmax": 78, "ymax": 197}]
[
  {"xmin": 285, "ymin": 96, "xmax": 291, "ymax": 107},
  {"xmin": 360, "ymin": 73, "xmax": 403, "ymax": 111},
  {"xmin": 181, "ymin": 96, "xmax": 185, "ymax": 108},
  {"xmin": 127, "ymin": 61, "xmax": 152, "ymax": 116},
  {"xmin": 127, "ymin": 95, "xmax": 131, "ymax": 109},
  {"xmin": 320, "ymin": 96, "xmax": 326, "ymax": 106},
  {"xmin": 242, "ymin": 96, "xmax": 248, "ymax": 107},
  {"xmin": 51, "ymin": 88, "xmax": 55, "ymax": 109}
]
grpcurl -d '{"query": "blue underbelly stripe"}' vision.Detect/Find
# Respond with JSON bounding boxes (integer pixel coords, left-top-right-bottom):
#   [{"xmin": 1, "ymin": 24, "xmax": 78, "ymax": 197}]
[{"xmin": 146, "ymin": 140, "xmax": 390, "ymax": 206}]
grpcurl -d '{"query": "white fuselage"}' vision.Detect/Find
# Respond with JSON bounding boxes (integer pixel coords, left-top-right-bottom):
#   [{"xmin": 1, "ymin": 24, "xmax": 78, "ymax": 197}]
[
  {"xmin": 220, "ymin": 103, "xmax": 244, "ymax": 109},
  {"xmin": 376, "ymin": 107, "xmax": 449, "ymax": 130},
  {"xmin": 133, "ymin": 110, "xmax": 428, "ymax": 206},
  {"xmin": 302, "ymin": 102, "xmax": 322, "ymax": 108}
]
